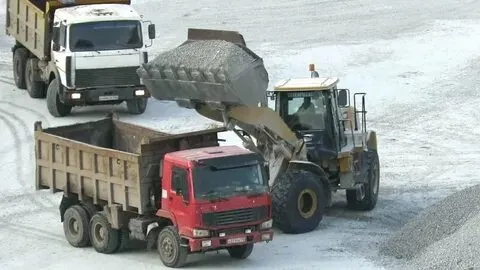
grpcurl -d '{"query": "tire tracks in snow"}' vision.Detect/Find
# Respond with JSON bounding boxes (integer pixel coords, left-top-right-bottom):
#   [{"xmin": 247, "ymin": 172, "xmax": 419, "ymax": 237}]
[{"xmin": 0, "ymin": 107, "xmax": 56, "ymax": 218}]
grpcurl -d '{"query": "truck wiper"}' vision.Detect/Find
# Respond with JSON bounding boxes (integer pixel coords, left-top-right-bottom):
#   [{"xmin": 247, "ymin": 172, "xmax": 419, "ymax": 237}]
[
  {"xmin": 202, "ymin": 190, "xmax": 229, "ymax": 202},
  {"xmin": 236, "ymin": 187, "xmax": 266, "ymax": 197}
]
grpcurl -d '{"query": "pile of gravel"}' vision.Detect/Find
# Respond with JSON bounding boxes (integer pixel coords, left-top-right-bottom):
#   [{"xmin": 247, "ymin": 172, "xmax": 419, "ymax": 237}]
[
  {"xmin": 412, "ymin": 212, "xmax": 480, "ymax": 269},
  {"xmin": 137, "ymin": 39, "xmax": 269, "ymax": 107},
  {"xmin": 379, "ymin": 184, "xmax": 480, "ymax": 268}
]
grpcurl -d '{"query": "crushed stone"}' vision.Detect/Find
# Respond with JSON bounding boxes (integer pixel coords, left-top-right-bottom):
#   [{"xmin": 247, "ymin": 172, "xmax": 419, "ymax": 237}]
[{"xmin": 379, "ymin": 184, "xmax": 480, "ymax": 261}]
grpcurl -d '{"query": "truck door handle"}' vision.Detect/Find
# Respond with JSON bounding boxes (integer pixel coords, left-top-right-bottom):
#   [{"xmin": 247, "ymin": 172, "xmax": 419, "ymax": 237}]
[{"xmin": 168, "ymin": 197, "xmax": 173, "ymax": 201}]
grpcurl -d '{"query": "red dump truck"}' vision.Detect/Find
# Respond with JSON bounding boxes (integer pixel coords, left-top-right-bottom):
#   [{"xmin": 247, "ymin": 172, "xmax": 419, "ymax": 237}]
[{"xmin": 34, "ymin": 115, "xmax": 273, "ymax": 268}]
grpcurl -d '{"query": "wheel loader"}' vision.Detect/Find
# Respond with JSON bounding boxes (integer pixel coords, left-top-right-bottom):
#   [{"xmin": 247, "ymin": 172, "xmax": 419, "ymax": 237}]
[{"xmin": 136, "ymin": 28, "xmax": 380, "ymax": 234}]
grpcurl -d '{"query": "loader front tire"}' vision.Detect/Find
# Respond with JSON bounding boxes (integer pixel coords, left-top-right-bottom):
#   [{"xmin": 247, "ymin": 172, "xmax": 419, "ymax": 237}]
[
  {"xmin": 63, "ymin": 205, "xmax": 91, "ymax": 247},
  {"xmin": 89, "ymin": 211, "xmax": 121, "ymax": 254},
  {"xmin": 271, "ymin": 169, "xmax": 327, "ymax": 234},
  {"xmin": 346, "ymin": 149, "xmax": 380, "ymax": 210}
]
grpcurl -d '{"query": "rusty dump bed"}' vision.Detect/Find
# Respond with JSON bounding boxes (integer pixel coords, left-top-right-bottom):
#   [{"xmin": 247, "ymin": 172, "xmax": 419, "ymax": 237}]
[{"xmin": 34, "ymin": 115, "xmax": 223, "ymax": 214}]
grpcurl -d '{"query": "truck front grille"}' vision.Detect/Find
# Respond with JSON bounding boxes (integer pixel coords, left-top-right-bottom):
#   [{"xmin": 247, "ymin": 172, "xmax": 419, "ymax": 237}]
[
  {"xmin": 75, "ymin": 67, "xmax": 140, "ymax": 88},
  {"xmin": 202, "ymin": 206, "xmax": 268, "ymax": 226}
]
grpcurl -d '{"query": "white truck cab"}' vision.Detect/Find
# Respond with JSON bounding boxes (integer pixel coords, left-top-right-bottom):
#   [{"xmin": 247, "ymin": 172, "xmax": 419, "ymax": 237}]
[{"xmin": 6, "ymin": 0, "xmax": 156, "ymax": 117}]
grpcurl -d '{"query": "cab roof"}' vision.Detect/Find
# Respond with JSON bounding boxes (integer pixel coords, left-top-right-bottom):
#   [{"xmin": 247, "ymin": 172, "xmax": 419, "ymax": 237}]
[
  {"xmin": 166, "ymin": 145, "xmax": 255, "ymax": 163},
  {"xmin": 273, "ymin": 77, "xmax": 339, "ymax": 92},
  {"xmin": 55, "ymin": 4, "xmax": 141, "ymax": 24}
]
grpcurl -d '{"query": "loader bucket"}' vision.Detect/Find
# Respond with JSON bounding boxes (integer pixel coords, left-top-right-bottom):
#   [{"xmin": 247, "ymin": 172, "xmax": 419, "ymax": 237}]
[{"xmin": 137, "ymin": 28, "xmax": 269, "ymax": 108}]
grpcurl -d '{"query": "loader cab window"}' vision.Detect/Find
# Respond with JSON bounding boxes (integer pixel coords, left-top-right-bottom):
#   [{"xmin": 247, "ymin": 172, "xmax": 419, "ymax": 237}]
[{"xmin": 280, "ymin": 91, "xmax": 329, "ymax": 131}]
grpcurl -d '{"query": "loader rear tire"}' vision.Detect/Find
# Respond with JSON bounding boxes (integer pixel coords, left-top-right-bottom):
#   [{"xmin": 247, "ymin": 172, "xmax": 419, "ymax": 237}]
[
  {"xmin": 346, "ymin": 149, "xmax": 380, "ymax": 210},
  {"xmin": 89, "ymin": 211, "xmax": 121, "ymax": 254},
  {"xmin": 271, "ymin": 169, "xmax": 327, "ymax": 234},
  {"xmin": 63, "ymin": 205, "xmax": 91, "ymax": 247}
]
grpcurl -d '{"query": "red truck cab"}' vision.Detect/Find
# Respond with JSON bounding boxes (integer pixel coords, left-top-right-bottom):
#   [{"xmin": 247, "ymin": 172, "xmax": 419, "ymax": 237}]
[{"xmin": 154, "ymin": 145, "xmax": 273, "ymax": 267}]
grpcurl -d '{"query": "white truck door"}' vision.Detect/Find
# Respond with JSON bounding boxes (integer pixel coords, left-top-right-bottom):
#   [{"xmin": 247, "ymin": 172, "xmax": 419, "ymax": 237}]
[{"xmin": 51, "ymin": 20, "xmax": 69, "ymax": 86}]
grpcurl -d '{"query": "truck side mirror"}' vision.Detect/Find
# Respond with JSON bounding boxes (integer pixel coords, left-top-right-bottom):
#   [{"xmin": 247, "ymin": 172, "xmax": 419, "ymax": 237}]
[
  {"xmin": 52, "ymin": 42, "xmax": 60, "ymax": 52},
  {"xmin": 337, "ymin": 89, "xmax": 348, "ymax": 107},
  {"xmin": 148, "ymin": 24, "xmax": 156, "ymax": 40}
]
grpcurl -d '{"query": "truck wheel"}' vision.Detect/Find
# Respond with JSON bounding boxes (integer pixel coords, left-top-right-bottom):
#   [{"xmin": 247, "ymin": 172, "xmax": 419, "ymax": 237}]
[
  {"xmin": 346, "ymin": 149, "xmax": 380, "ymax": 210},
  {"xmin": 63, "ymin": 205, "xmax": 91, "ymax": 247},
  {"xmin": 126, "ymin": 98, "xmax": 148, "ymax": 114},
  {"xmin": 25, "ymin": 58, "xmax": 46, "ymax": 98},
  {"xmin": 89, "ymin": 212, "xmax": 121, "ymax": 254},
  {"xmin": 271, "ymin": 169, "xmax": 327, "ymax": 234},
  {"xmin": 227, "ymin": 243, "xmax": 254, "ymax": 259},
  {"xmin": 157, "ymin": 226, "xmax": 188, "ymax": 268},
  {"xmin": 47, "ymin": 78, "xmax": 72, "ymax": 117},
  {"xmin": 13, "ymin": 48, "xmax": 28, "ymax": 89}
]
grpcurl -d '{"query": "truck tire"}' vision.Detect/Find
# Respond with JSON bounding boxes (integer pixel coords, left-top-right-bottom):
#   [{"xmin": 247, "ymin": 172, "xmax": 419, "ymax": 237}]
[
  {"xmin": 47, "ymin": 78, "xmax": 72, "ymax": 117},
  {"xmin": 63, "ymin": 205, "xmax": 91, "ymax": 247},
  {"xmin": 126, "ymin": 97, "xmax": 148, "ymax": 114},
  {"xmin": 346, "ymin": 149, "xmax": 380, "ymax": 210},
  {"xmin": 25, "ymin": 58, "xmax": 46, "ymax": 98},
  {"xmin": 227, "ymin": 243, "xmax": 254, "ymax": 259},
  {"xmin": 89, "ymin": 211, "xmax": 121, "ymax": 254},
  {"xmin": 271, "ymin": 169, "xmax": 327, "ymax": 234},
  {"xmin": 13, "ymin": 48, "xmax": 28, "ymax": 89},
  {"xmin": 157, "ymin": 226, "xmax": 188, "ymax": 268}
]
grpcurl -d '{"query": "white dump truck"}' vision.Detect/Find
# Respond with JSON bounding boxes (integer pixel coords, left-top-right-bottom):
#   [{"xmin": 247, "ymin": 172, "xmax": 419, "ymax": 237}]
[{"xmin": 5, "ymin": 0, "xmax": 156, "ymax": 117}]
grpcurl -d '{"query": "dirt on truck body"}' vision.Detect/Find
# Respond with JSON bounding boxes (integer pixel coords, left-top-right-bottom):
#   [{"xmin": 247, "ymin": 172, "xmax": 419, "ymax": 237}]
[{"xmin": 34, "ymin": 114, "xmax": 274, "ymax": 268}]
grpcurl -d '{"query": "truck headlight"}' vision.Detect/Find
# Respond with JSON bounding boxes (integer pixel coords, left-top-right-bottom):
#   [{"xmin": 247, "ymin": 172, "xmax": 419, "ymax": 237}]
[
  {"xmin": 260, "ymin": 219, "xmax": 272, "ymax": 229},
  {"xmin": 192, "ymin": 229, "xmax": 209, "ymax": 237},
  {"xmin": 135, "ymin": 89, "xmax": 145, "ymax": 96}
]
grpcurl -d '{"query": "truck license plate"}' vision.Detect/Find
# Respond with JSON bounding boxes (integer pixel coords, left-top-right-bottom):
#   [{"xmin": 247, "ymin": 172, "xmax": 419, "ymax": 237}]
[
  {"xmin": 99, "ymin": 95, "xmax": 119, "ymax": 101},
  {"xmin": 227, "ymin": 237, "xmax": 246, "ymax": 244}
]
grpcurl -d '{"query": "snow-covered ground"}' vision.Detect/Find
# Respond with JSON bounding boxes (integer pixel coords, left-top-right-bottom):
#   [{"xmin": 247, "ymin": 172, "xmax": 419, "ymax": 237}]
[{"xmin": 1, "ymin": 0, "xmax": 480, "ymax": 269}]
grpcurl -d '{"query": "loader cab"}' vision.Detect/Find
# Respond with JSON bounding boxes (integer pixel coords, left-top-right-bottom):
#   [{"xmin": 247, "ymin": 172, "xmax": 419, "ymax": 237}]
[{"xmin": 268, "ymin": 75, "xmax": 349, "ymax": 161}]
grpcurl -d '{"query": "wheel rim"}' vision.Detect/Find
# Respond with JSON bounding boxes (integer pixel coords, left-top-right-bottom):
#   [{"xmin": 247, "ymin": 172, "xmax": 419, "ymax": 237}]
[
  {"xmin": 160, "ymin": 236, "xmax": 176, "ymax": 263},
  {"xmin": 94, "ymin": 222, "xmax": 106, "ymax": 243},
  {"xmin": 68, "ymin": 218, "xmax": 80, "ymax": 236},
  {"xmin": 297, "ymin": 188, "xmax": 318, "ymax": 219}
]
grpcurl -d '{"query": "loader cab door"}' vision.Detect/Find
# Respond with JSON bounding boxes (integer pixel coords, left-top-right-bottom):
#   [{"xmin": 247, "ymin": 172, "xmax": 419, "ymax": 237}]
[{"xmin": 277, "ymin": 91, "xmax": 338, "ymax": 161}]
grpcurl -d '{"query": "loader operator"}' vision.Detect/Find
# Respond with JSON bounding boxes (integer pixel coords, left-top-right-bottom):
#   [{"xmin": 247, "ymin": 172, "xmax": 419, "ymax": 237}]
[{"xmin": 296, "ymin": 97, "xmax": 316, "ymax": 114}]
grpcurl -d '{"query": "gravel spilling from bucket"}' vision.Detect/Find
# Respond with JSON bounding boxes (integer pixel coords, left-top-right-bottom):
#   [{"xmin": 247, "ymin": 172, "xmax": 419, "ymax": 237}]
[{"xmin": 379, "ymin": 184, "xmax": 480, "ymax": 262}]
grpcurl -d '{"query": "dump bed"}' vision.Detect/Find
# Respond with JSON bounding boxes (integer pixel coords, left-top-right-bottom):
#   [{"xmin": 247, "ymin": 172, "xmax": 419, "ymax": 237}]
[
  {"xmin": 34, "ymin": 115, "xmax": 224, "ymax": 214},
  {"xmin": 5, "ymin": 0, "xmax": 131, "ymax": 60}
]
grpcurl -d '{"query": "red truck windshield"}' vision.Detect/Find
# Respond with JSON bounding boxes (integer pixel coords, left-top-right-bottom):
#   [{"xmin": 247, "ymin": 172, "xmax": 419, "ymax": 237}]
[
  {"xmin": 69, "ymin": 20, "xmax": 143, "ymax": 52},
  {"xmin": 192, "ymin": 164, "xmax": 268, "ymax": 200}
]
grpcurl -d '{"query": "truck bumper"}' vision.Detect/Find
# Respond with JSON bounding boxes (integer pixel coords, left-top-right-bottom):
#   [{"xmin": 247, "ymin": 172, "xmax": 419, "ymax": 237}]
[
  {"xmin": 187, "ymin": 230, "xmax": 274, "ymax": 252},
  {"xmin": 61, "ymin": 85, "xmax": 150, "ymax": 106}
]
